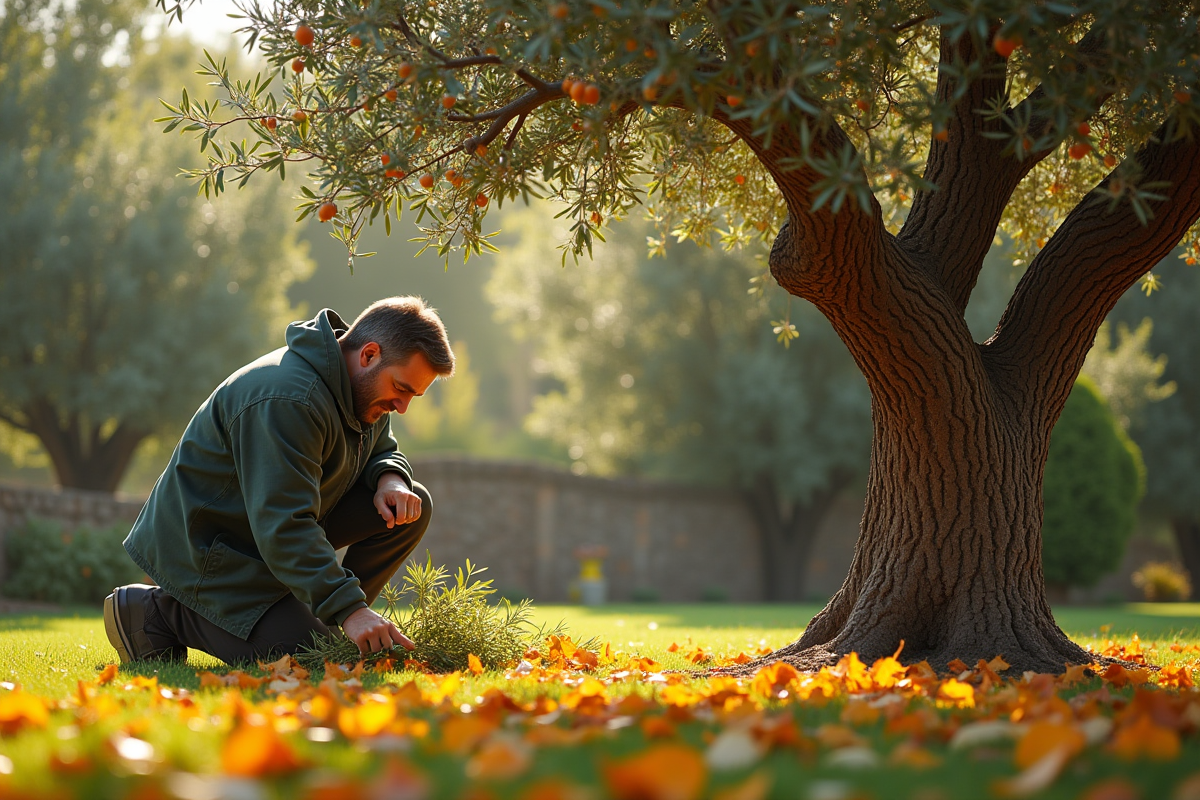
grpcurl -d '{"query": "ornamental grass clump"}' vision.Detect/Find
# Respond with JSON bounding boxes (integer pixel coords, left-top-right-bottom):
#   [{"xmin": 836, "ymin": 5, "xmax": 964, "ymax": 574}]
[{"xmin": 299, "ymin": 555, "xmax": 561, "ymax": 673}]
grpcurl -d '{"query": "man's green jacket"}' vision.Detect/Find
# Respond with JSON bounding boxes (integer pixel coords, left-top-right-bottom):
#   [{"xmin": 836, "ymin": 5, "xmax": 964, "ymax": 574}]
[{"xmin": 124, "ymin": 309, "xmax": 413, "ymax": 639}]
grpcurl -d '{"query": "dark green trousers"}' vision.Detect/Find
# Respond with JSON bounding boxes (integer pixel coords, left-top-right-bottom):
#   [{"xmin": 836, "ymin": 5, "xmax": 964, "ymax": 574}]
[{"xmin": 140, "ymin": 481, "xmax": 431, "ymax": 665}]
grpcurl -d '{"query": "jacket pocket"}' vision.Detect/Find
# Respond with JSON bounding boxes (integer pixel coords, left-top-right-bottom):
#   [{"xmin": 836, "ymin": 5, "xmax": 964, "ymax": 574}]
[{"xmin": 195, "ymin": 536, "xmax": 284, "ymax": 624}]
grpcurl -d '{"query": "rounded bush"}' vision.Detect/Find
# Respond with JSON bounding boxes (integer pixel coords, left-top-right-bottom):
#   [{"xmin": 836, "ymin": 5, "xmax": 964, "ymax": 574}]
[{"xmin": 1042, "ymin": 377, "xmax": 1145, "ymax": 588}]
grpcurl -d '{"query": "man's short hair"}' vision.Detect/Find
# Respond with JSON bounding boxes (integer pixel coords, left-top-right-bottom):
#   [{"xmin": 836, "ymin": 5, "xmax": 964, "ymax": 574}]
[{"xmin": 340, "ymin": 297, "xmax": 455, "ymax": 375}]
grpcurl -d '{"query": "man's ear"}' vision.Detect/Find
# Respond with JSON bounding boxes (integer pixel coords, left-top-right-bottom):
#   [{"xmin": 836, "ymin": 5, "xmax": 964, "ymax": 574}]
[{"xmin": 360, "ymin": 342, "xmax": 382, "ymax": 368}]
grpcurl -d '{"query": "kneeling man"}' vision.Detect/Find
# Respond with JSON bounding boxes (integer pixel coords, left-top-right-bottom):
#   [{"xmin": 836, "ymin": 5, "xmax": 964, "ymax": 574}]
[{"xmin": 105, "ymin": 297, "xmax": 454, "ymax": 664}]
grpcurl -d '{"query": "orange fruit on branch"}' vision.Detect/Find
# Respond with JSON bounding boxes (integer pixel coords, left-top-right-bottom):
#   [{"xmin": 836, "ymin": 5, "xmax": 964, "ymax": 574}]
[
  {"xmin": 1104, "ymin": 154, "xmax": 1117, "ymax": 168},
  {"xmin": 734, "ymin": 174, "xmax": 745, "ymax": 185},
  {"xmin": 419, "ymin": 173, "xmax": 435, "ymax": 189},
  {"xmin": 442, "ymin": 94, "xmax": 457, "ymax": 109},
  {"xmin": 1077, "ymin": 121, "xmax": 1091, "ymax": 136},
  {"xmin": 993, "ymin": 35, "xmax": 1020, "ymax": 58},
  {"xmin": 317, "ymin": 202, "xmax": 338, "ymax": 222},
  {"xmin": 475, "ymin": 192, "xmax": 489, "ymax": 207},
  {"xmin": 550, "ymin": 2, "xmax": 568, "ymax": 20},
  {"xmin": 264, "ymin": 116, "xmax": 277, "ymax": 130},
  {"xmin": 380, "ymin": 153, "xmax": 391, "ymax": 165},
  {"xmin": 291, "ymin": 58, "xmax": 305, "ymax": 73},
  {"xmin": 385, "ymin": 168, "xmax": 405, "ymax": 179},
  {"xmin": 398, "ymin": 62, "xmax": 413, "ymax": 79},
  {"xmin": 384, "ymin": 89, "xmax": 398, "ymax": 102},
  {"xmin": 726, "ymin": 94, "xmax": 743, "ymax": 107},
  {"xmin": 562, "ymin": 78, "xmax": 575, "ymax": 94},
  {"xmin": 1068, "ymin": 142, "xmax": 1092, "ymax": 159},
  {"xmin": 1174, "ymin": 90, "xmax": 1192, "ymax": 104},
  {"xmin": 291, "ymin": 109, "xmax": 307, "ymax": 122},
  {"xmin": 294, "ymin": 24, "xmax": 315, "ymax": 47},
  {"xmin": 350, "ymin": 35, "xmax": 363, "ymax": 47},
  {"xmin": 582, "ymin": 84, "xmax": 600, "ymax": 105}
]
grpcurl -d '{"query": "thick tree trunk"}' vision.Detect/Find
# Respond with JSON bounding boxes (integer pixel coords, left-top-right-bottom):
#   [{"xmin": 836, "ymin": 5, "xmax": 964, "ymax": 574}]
[
  {"xmin": 708, "ymin": 23, "xmax": 1200, "ymax": 675},
  {"xmin": 21, "ymin": 403, "xmax": 146, "ymax": 493},
  {"xmin": 744, "ymin": 476, "xmax": 848, "ymax": 603},
  {"xmin": 757, "ymin": 234, "xmax": 1087, "ymax": 673},
  {"xmin": 1172, "ymin": 518, "xmax": 1200, "ymax": 594}
]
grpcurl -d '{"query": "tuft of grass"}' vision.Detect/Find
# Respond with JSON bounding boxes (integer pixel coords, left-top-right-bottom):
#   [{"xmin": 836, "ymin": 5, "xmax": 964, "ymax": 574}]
[{"xmin": 297, "ymin": 555, "xmax": 566, "ymax": 672}]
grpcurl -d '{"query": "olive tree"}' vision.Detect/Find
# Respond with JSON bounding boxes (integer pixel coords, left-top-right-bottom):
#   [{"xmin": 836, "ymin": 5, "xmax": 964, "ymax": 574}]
[{"xmin": 163, "ymin": 0, "xmax": 1200, "ymax": 671}]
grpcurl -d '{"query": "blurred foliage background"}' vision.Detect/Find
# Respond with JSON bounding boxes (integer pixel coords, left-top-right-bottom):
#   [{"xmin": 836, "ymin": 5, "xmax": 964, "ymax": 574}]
[{"xmin": 2, "ymin": 0, "xmax": 1198, "ymax": 599}]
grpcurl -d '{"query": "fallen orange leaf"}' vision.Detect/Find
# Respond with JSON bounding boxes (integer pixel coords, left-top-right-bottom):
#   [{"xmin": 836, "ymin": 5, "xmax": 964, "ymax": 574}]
[
  {"xmin": 221, "ymin": 721, "xmax": 304, "ymax": 777},
  {"xmin": 641, "ymin": 715, "xmax": 677, "ymax": 739},
  {"xmin": 96, "ymin": 664, "xmax": 119, "ymax": 686},
  {"xmin": 337, "ymin": 698, "xmax": 396, "ymax": 738},
  {"xmin": 0, "ymin": 689, "xmax": 50, "ymax": 735},
  {"xmin": 1109, "ymin": 713, "xmax": 1181, "ymax": 761},
  {"xmin": 468, "ymin": 653, "xmax": 484, "ymax": 675},
  {"xmin": 1077, "ymin": 777, "xmax": 1141, "ymax": 800},
  {"xmin": 1014, "ymin": 722, "xmax": 1086, "ymax": 769},
  {"xmin": 1157, "ymin": 664, "xmax": 1195, "ymax": 689},
  {"xmin": 935, "ymin": 677, "xmax": 975, "ymax": 708},
  {"xmin": 604, "ymin": 743, "xmax": 707, "ymax": 800},
  {"xmin": 518, "ymin": 778, "xmax": 593, "ymax": 800},
  {"xmin": 439, "ymin": 714, "xmax": 497, "ymax": 755},
  {"xmin": 465, "ymin": 734, "xmax": 533, "ymax": 781},
  {"xmin": 712, "ymin": 770, "xmax": 771, "ymax": 800}
]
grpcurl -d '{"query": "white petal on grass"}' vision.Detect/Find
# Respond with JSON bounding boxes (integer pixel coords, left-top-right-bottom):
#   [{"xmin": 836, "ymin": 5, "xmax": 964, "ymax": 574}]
[{"xmin": 706, "ymin": 728, "xmax": 764, "ymax": 771}]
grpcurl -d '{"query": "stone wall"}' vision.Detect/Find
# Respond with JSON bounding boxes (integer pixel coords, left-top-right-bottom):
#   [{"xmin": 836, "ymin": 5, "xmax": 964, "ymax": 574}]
[
  {"xmin": 0, "ymin": 459, "xmax": 867, "ymax": 602},
  {"xmin": 0, "ymin": 460, "xmax": 1173, "ymax": 603}
]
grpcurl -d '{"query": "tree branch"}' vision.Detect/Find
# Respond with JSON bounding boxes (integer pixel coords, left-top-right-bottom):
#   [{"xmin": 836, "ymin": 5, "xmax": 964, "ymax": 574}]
[
  {"xmin": 898, "ymin": 25, "xmax": 1109, "ymax": 316},
  {"xmin": 0, "ymin": 407, "xmax": 31, "ymax": 433},
  {"xmin": 985, "ymin": 115, "xmax": 1200, "ymax": 424}
]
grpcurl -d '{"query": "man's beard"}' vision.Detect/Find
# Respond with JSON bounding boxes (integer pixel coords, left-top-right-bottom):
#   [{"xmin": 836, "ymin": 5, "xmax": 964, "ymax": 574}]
[{"xmin": 350, "ymin": 362, "xmax": 389, "ymax": 426}]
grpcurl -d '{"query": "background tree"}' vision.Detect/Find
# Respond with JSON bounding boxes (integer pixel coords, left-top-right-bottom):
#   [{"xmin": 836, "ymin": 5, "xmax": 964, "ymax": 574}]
[
  {"xmin": 165, "ymin": 0, "xmax": 1200, "ymax": 671},
  {"xmin": 487, "ymin": 208, "xmax": 871, "ymax": 601},
  {"xmin": 0, "ymin": 0, "xmax": 313, "ymax": 492},
  {"xmin": 1041, "ymin": 377, "xmax": 1144, "ymax": 596},
  {"xmin": 1111, "ymin": 260, "xmax": 1200, "ymax": 589}
]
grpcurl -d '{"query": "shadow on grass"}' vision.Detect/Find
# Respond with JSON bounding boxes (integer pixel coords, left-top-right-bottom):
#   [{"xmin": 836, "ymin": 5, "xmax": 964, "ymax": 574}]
[{"xmin": 0, "ymin": 605, "xmax": 103, "ymax": 632}]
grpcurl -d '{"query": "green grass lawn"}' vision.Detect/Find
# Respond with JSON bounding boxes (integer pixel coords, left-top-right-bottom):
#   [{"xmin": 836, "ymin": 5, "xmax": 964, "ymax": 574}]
[
  {"xmin": 8, "ymin": 602, "xmax": 1199, "ymax": 696},
  {"xmin": 1, "ymin": 602, "xmax": 1198, "ymax": 800}
]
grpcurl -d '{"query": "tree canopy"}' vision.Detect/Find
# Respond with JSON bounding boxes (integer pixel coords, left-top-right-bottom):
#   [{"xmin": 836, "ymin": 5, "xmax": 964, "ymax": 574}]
[
  {"xmin": 165, "ymin": 0, "xmax": 1200, "ymax": 274},
  {"xmin": 0, "ymin": 0, "xmax": 313, "ymax": 492}
]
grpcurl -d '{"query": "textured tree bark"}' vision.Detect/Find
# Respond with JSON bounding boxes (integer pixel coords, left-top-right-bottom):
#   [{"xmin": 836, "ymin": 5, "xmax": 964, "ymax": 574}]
[
  {"xmin": 710, "ymin": 40, "xmax": 1200, "ymax": 671},
  {"xmin": 1172, "ymin": 518, "xmax": 1200, "ymax": 596},
  {"xmin": 743, "ymin": 476, "xmax": 847, "ymax": 603}
]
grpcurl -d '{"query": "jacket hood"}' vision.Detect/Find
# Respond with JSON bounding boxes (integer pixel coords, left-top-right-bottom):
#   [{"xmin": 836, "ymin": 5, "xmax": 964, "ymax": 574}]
[{"xmin": 285, "ymin": 309, "xmax": 361, "ymax": 431}]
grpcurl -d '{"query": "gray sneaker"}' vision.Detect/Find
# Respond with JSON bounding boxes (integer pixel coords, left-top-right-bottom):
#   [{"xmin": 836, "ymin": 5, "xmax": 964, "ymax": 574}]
[{"xmin": 103, "ymin": 584, "xmax": 184, "ymax": 663}]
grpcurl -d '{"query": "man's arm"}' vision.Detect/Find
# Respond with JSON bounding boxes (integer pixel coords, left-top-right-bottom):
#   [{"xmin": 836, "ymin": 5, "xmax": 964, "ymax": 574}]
[
  {"xmin": 227, "ymin": 399, "xmax": 368, "ymax": 625},
  {"xmin": 359, "ymin": 417, "xmax": 413, "ymax": 491}
]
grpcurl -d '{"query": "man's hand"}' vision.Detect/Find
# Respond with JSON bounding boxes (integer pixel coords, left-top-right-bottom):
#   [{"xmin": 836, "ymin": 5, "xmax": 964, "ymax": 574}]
[
  {"xmin": 374, "ymin": 474, "xmax": 421, "ymax": 528},
  {"xmin": 341, "ymin": 606, "xmax": 415, "ymax": 655}
]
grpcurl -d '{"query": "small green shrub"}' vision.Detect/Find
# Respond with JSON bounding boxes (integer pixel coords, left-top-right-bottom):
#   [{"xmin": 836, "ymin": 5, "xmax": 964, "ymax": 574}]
[
  {"xmin": 1042, "ymin": 377, "xmax": 1145, "ymax": 589},
  {"xmin": 3, "ymin": 516, "xmax": 143, "ymax": 604},
  {"xmin": 299, "ymin": 556, "xmax": 565, "ymax": 672},
  {"xmin": 1132, "ymin": 561, "xmax": 1193, "ymax": 601}
]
